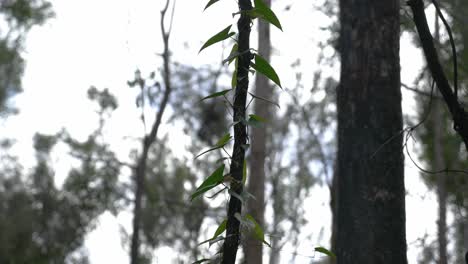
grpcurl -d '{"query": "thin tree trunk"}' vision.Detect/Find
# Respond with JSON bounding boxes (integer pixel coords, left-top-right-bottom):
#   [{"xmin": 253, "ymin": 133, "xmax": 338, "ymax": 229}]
[
  {"xmin": 329, "ymin": 161, "xmax": 337, "ymax": 264},
  {"xmin": 244, "ymin": 0, "xmax": 271, "ymax": 263},
  {"xmin": 222, "ymin": 0, "xmax": 252, "ymax": 263},
  {"xmin": 336, "ymin": 0, "xmax": 407, "ymax": 263},
  {"xmin": 268, "ymin": 175, "xmax": 280, "ymax": 264},
  {"xmin": 130, "ymin": 1, "xmax": 173, "ymax": 263},
  {"xmin": 433, "ymin": 13, "xmax": 448, "ymax": 264}
]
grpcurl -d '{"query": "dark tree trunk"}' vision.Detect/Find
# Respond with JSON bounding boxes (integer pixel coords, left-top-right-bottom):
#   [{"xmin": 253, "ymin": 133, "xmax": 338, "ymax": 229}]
[
  {"xmin": 336, "ymin": 0, "xmax": 407, "ymax": 263},
  {"xmin": 244, "ymin": 0, "xmax": 271, "ymax": 263},
  {"xmin": 330, "ymin": 161, "xmax": 338, "ymax": 264},
  {"xmin": 222, "ymin": 0, "xmax": 252, "ymax": 263}
]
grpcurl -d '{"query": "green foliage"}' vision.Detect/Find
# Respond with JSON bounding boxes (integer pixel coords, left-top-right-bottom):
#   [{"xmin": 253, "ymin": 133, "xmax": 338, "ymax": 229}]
[
  {"xmin": 200, "ymin": 89, "xmax": 232, "ymax": 101},
  {"xmin": 0, "ymin": 0, "xmax": 53, "ymax": 116},
  {"xmin": 193, "ymin": 0, "xmax": 283, "ymax": 262},
  {"xmin": 195, "ymin": 133, "xmax": 232, "ymax": 159},
  {"xmin": 315, "ymin": 246, "xmax": 336, "ymax": 258},
  {"xmin": 251, "ymin": 54, "xmax": 282, "ymax": 88},
  {"xmin": 249, "ymin": 0, "xmax": 282, "ymax": 31},
  {"xmin": 204, "ymin": 0, "xmax": 220, "ymax": 11},
  {"xmin": 244, "ymin": 214, "xmax": 271, "ymax": 247},
  {"xmin": 198, "ymin": 219, "xmax": 227, "ymax": 246},
  {"xmin": 247, "ymin": 114, "xmax": 266, "ymax": 127},
  {"xmin": 191, "ymin": 165, "xmax": 225, "ymax": 200},
  {"xmin": 199, "ymin": 25, "xmax": 235, "ymax": 53},
  {"xmin": 224, "ymin": 43, "xmax": 238, "ymax": 65}
]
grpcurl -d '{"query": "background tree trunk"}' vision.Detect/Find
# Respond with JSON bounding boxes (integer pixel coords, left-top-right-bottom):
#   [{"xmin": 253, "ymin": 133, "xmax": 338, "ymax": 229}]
[
  {"xmin": 130, "ymin": 1, "xmax": 173, "ymax": 263},
  {"xmin": 433, "ymin": 14, "xmax": 448, "ymax": 264},
  {"xmin": 244, "ymin": 0, "xmax": 271, "ymax": 263},
  {"xmin": 336, "ymin": 0, "xmax": 407, "ymax": 263}
]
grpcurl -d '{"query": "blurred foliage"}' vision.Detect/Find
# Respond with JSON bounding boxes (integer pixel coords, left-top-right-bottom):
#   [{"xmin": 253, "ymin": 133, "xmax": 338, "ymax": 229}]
[
  {"xmin": 0, "ymin": 85, "xmax": 122, "ymax": 264},
  {"xmin": 409, "ymin": 0, "xmax": 468, "ymax": 262},
  {"xmin": 0, "ymin": 0, "xmax": 53, "ymax": 116},
  {"xmin": 140, "ymin": 138, "xmax": 208, "ymax": 259}
]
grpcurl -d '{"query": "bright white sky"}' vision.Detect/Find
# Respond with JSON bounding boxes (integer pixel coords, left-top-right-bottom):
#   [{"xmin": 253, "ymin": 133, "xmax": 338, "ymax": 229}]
[{"xmin": 1, "ymin": 0, "xmax": 442, "ymax": 263}]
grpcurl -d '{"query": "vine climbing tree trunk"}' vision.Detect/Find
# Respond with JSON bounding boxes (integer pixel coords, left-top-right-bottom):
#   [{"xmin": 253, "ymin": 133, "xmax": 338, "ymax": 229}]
[
  {"xmin": 222, "ymin": 0, "xmax": 253, "ymax": 263},
  {"xmin": 336, "ymin": 0, "xmax": 407, "ymax": 263},
  {"xmin": 244, "ymin": 0, "xmax": 271, "ymax": 263}
]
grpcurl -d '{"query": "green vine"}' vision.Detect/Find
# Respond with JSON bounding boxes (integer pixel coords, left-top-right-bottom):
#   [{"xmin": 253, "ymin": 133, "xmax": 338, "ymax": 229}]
[{"xmin": 191, "ymin": 0, "xmax": 282, "ymax": 263}]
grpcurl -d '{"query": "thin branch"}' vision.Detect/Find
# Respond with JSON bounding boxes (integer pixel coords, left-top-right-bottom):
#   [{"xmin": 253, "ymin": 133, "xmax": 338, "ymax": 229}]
[{"xmin": 407, "ymin": 0, "xmax": 468, "ymax": 152}]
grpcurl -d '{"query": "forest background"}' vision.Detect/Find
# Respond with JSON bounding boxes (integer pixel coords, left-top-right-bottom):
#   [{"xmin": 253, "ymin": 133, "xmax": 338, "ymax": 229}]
[{"xmin": 1, "ymin": 0, "xmax": 465, "ymax": 263}]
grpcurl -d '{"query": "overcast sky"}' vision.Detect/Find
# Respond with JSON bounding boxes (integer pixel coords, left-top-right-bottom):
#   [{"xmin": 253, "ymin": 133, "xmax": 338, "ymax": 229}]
[{"xmin": 1, "ymin": 0, "xmax": 441, "ymax": 263}]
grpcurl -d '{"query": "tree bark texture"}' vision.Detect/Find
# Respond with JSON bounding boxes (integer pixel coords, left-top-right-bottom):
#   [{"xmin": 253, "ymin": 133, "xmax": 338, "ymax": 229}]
[
  {"xmin": 244, "ymin": 0, "xmax": 271, "ymax": 263},
  {"xmin": 222, "ymin": 0, "xmax": 252, "ymax": 263},
  {"xmin": 336, "ymin": 0, "xmax": 407, "ymax": 263}
]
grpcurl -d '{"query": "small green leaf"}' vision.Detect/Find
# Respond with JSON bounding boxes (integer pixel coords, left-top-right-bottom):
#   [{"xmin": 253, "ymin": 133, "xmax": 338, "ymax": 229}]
[
  {"xmin": 231, "ymin": 68, "xmax": 238, "ymax": 89},
  {"xmin": 247, "ymin": 114, "xmax": 266, "ymax": 127},
  {"xmin": 253, "ymin": 0, "xmax": 282, "ymax": 31},
  {"xmin": 199, "ymin": 219, "xmax": 227, "ymax": 246},
  {"xmin": 204, "ymin": 0, "xmax": 219, "ymax": 10},
  {"xmin": 223, "ymin": 44, "xmax": 239, "ymax": 65},
  {"xmin": 191, "ymin": 165, "xmax": 225, "ymax": 200},
  {"xmin": 200, "ymin": 89, "xmax": 232, "ymax": 101},
  {"xmin": 245, "ymin": 214, "xmax": 271, "ymax": 247},
  {"xmin": 195, "ymin": 146, "xmax": 221, "ymax": 159},
  {"xmin": 199, "ymin": 25, "xmax": 235, "ymax": 53},
  {"xmin": 249, "ymin": 92, "xmax": 280, "ymax": 108},
  {"xmin": 216, "ymin": 133, "xmax": 232, "ymax": 147},
  {"xmin": 251, "ymin": 54, "xmax": 282, "ymax": 88},
  {"xmin": 195, "ymin": 133, "xmax": 232, "ymax": 159},
  {"xmin": 192, "ymin": 259, "xmax": 211, "ymax": 264},
  {"xmin": 213, "ymin": 219, "xmax": 227, "ymax": 238},
  {"xmin": 315, "ymin": 247, "xmax": 336, "ymax": 258}
]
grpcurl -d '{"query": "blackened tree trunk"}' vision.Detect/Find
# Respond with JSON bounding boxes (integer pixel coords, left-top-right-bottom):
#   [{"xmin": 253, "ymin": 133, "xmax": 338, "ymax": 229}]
[
  {"xmin": 336, "ymin": 0, "xmax": 407, "ymax": 263},
  {"xmin": 244, "ymin": 0, "xmax": 271, "ymax": 263},
  {"xmin": 222, "ymin": 0, "xmax": 253, "ymax": 263}
]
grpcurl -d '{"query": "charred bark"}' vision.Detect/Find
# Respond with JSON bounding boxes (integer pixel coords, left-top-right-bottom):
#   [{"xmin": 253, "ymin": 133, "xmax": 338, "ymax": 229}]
[
  {"xmin": 336, "ymin": 0, "xmax": 407, "ymax": 263},
  {"xmin": 222, "ymin": 0, "xmax": 253, "ymax": 263}
]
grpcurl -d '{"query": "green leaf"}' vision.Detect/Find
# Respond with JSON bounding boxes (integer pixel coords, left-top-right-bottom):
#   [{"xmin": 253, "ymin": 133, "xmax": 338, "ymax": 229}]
[
  {"xmin": 191, "ymin": 165, "xmax": 225, "ymax": 200},
  {"xmin": 199, "ymin": 25, "xmax": 235, "ymax": 53},
  {"xmin": 245, "ymin": 214, "xmax": 271, "ymax": 247},
  {"xmin": 195, "ymin": 133, "xmax": 232, "ymax": 159},
  {"xmin": 249, "ymin": 92, "xmax": 280, "ymax": 108},
  {"xmin": 213, "ymin": 219, "xmax": 227, "ymax": 238},
  {"xmin": 247, "ymin": 114, "xmax": 266, "ymax": 127},
  {"xmin": 192, "ymin": 259, "xmax": 211, "ymax": 264},
  {"xmin": 204, "ymin": 0, "xmax": 219, "ymax": 10},
  {"xmin": 315, "ymin": 247, "xmax": 336, "ymax": 258},
  {"xmin": 200, "ymin": 89, "xmax": 232, "ymax": 101},
  {"xmin": 199, "ymin": 219, "xmax": 227, "ymax": 246},
  {"xmin": 252, "ymin": 0, "xmax": 282, "ymax": 31},
  {"xmin": 231, "ymin": 68, "xmax": 238, "ymax": 89},
  {"xmin": 251, "ymin": 54, "xmax": 282, "ymax": 88},
  {"xmin": 223, "ymin": 44, "xmax": 239, "ymax": 65},
  {"xmin": 215, "ymin": 133, "xmax": 232, "ymax": 147}
]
